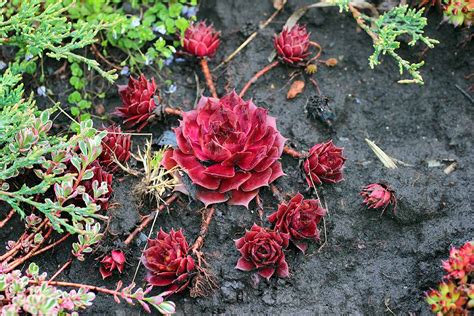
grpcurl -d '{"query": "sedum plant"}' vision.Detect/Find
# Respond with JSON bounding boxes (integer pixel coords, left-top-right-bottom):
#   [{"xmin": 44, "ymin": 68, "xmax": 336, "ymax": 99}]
[
  {"xmin": 0, "ymin": 263, "xmax": 95, "ymax": 315},
  {"xmin": 0, "ymin": 68, "xmax": 108, "ymax": 235},
  {"xmin": 0, "ymin": 263, "xmax": 177, "ymax": 315}
]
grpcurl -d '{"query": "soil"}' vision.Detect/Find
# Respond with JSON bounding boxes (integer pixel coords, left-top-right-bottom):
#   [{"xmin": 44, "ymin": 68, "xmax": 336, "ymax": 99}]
[{"xmin": 4, "ymin": 0, "xmax": 473, "ymax": 314}]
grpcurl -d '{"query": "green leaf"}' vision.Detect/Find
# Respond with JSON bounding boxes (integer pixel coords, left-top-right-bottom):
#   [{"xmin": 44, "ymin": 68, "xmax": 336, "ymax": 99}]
[{"xmin": 68, "ymin": 91, "xmax": 82, "ymax": 104}]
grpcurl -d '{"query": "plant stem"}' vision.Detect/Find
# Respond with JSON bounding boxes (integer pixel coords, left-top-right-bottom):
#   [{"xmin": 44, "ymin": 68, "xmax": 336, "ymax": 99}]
[
  {"xmin": 0, "ymin": 209, "xmax": 15, "ymax": 229},
  {"xmin": 239, "ymin": 60, "xmax": 280, "ymax": 98},
  {"xmin": 31, "ymin": 280, "xmax": 133, "ymax": 299},
  {"xmin": 348, "ymin": 4, "xmax": 378, "ymax": 42},
  {"xmin": 0, "ymin": 219, "xmax": 49, "ymax": 262},
  {"xmin": 163, "ymin": 107, "xmax": 182, "ymax": 116},
  {"xmin": 283, "ymin": 146, "xmax": 305, "ymax": 159},
  {"xmin": 124, "ymin": 193, "xmax": 179, "ymax": 246},
  {"xmin": 4, "ymin": 227, "xmax": 53, "ymax": 272},
  {"xmin": 200, "ymin": 58, "xmax": 218, "ymax": 98},
  {"xmin": 31, "ymin": 233, "xmax": 71, "ymax": 257},
  {"xmin": 48, "ymin": 259, "xmax": 72, "ymax": 283},
  {"xmin": 191, "ymin": 207, "xmax": 215, "ymax": 253}
]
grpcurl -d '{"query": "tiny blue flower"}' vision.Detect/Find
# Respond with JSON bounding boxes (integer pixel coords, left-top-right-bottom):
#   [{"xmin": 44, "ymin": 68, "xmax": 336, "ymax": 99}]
[
  {"xmin": 120, "ymin": 66, "xmax": 130, "ymax": 76},
  {"xmin": 185, "ymin": 6, "xmax": 198, "ymax": 18},
  {"xmin": 37, "ymin": 86, "xmax": 47, "ymax": 97},
  {"xmin": 0, "ymin": 61, "xmax": 6, "ymax": 70},
  {"xmin": 144, "ymin": 56, "xmax": 153, "ymax": 66},
  {"xmin": 25, "ymin": 54, "xmax": 33, "ymax": 61},
  {"xmin": 174, "ymin": 57, "xmax": 186, "ymax": 63},
  {"xmin": 164, "ymin": 56, "xmax": 174, "ymax": 66},
  {"xmin": 165, "ymin": 83, "xmax": 177, "ymax": 94},
  {"xmin": 153, "ymin": 25, "xmax": 167, "ymax": 35},
  {"xmin": 130, "ymin": 17, "xmax": 141, "ymax": 28}
]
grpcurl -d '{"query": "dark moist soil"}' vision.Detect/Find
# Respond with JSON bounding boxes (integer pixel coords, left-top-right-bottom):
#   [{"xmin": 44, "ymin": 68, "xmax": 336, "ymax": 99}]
[{"xmin": 5, "ymin": 0, "xmax": 474, "ymax": 314}]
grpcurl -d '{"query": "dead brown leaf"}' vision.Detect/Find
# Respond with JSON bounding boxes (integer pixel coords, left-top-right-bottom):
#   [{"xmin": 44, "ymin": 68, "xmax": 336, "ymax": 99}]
[{"xmin": 287, "ymin": 80, "xmax": 305, "ymax": 99}]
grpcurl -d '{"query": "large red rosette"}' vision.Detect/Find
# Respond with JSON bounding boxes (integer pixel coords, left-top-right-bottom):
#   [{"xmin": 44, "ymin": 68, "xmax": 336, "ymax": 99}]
[
  {"xmin": 163, "ymin": 92, "xmax": 285, "ymax": 208},
  {"xmin": 142, "ymin": 229, "xmax": 195, "ymax": 294},
  {"xmin": 234, "ymin": 224, "xmax": 290, "ymax": 280},
  {"xmin": 268, "ymin": 193, "xmax": 326, "ymax": 253},
  {"xmin": 303, "ymin": 140, "xmax": 346, "ymax": 187},
  {"xmin": 274, "ymin": 24, "xmax": 311, "ymax": 65}
]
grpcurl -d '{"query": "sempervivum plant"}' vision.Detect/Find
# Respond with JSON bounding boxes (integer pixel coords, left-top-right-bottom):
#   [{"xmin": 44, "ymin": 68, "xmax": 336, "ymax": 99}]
[
  {"xmin": 115, "ymin": 75, "xmax": 157, "ymax": 131},
  {"xmin": 268, "ymin": 193, "xmax": 326, "ymax": 253},
  {"xmin": 99, "ymin": 125, "xmax": 131, "ymax": 172},
  {"xmin": 303, "ymin": 140, "xmax": 346, "ymax": 187},
  {"xmin": 183, "ymin": 21, "xmax": 220, "ymax": 57},
  {"xmin": 163, "ymin": 91, "xmax": 285, "ymax": 208},
  {"xmin": 99, "ymin": 250, "xmax": 126, "ymax": 279},
  {"xmin": 360, "ymin": 183, "xmax": 396, "ymax": 215},
  {"xmin": 234, "ymin": 224, "xmax": 289, "ymax": 280},
  {"xmin": 274, "ymin": 24, "xmax": 311, "ymax": 65},
  {"xmin": 443, "ymin": 0, "xmax": 473, "ymax": 26},
  {"xmin": 442, "ymin": 241, "xmax": 473, "ymax": 284},
  {"xmin": 142, "ymin": 229, "xmax": 196, "ymax": 294},
  {"xmin": 426, "ymin": 281, "xmax": 471, "ymax": 314},
  {"xmin": 425, "ymin": 241, "xmax": 473, "ymax": 314}
]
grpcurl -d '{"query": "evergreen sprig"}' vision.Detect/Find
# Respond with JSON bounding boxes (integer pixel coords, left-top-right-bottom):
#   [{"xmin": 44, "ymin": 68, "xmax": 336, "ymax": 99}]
[
  {"xmin": 0, "ymin": 0, "xmax": 117, "ymax": 82},
  {"xmin": 336, "ymin": 1, "xmax": 438, "ymax": 84}
]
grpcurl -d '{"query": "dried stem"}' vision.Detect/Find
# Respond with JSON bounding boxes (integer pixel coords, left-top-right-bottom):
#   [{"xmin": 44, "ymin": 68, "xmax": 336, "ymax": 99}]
[
  {"xmin": 307, "ymin": 41, "xmax": 323, "ymax": 63},
  {"xmin": 124, "ymin": 193, "xmax": 179, "ymax": 246},
  {"xmin": 200, "ymin": 58, "xmax": 218, "ymax": 98},
  {"xmin": 239, "ymin": 60, "xmax": 280, "ymax": 98},
  {"xmin": 214, "ymin": 5, "xmax": 284, "ymax": 71},
  {"xmin": 191, "ymin": 207, "xmax": 215, "ymax": 253},
  {"xmin": 0, "ymin": 209, "xmax": 15, "ymax": 229},
  {"xmin": 189, "ymin": 207, "xmax": 218, "ymax": 298}
]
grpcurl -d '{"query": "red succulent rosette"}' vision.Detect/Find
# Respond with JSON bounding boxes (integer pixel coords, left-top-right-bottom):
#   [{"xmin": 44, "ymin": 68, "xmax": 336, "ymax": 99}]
[
  {"xmin": 99, "ymin": 125, "xmax": 131, "ymax": 172},
  {"xmin": 114, "ymin": 75, "xmax": 157, "ymax": 131},
  {"xmin": 163, "ymin": 92, "xmax": 285, "ymax": 208},
  {"xmin": 360, "ymin": 183, "xmax": 396, "ymax": 213},
  {"xmin": 142, "ymin": 228, "xmax": 196, "ymax": 293},
  {"xmin": 183, "ymin": 21, "xmax": 220, "ymax": 57},
  {"xmin": 442, "ymin": 241, "xmax": 473, "ymax": 284},
  {"xmin": 268, "ymin": 193, "xmax": 326, "ymax": 253},
  {"xmin": 303, "ymin": 140, "xmax": 346, "ymax": 187},
  {"xmin": 81, "ymin": 161, "xmax": 113, "ymax": 211},
  {"xmin": 99, "ymin": 250, "xmax": 126, "ymax": 279},
  {"xmin": 234, "ymin": 224, "xmax": 290, "ymax": 280},
  {"xmin": 274, "ymin": 24, "xmax": 311, "ymax": 65}
]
